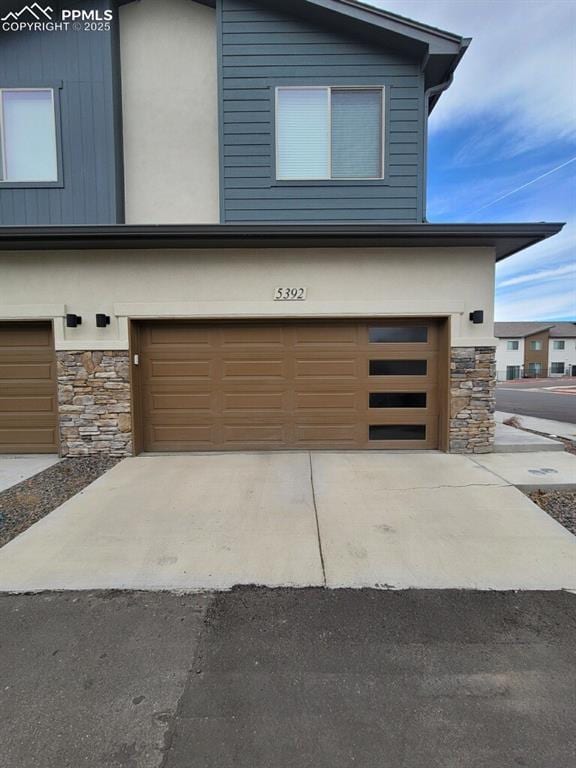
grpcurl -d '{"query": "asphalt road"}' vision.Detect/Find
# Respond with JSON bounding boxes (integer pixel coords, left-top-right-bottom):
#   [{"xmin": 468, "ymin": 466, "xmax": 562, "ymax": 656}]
[
  {"xmin": 1, "ymin": 589, "xmax": 575, "ymax": 768},
  {"xmin": 497, "ymin": 386, "xmax": 576, "ymax": 423}
]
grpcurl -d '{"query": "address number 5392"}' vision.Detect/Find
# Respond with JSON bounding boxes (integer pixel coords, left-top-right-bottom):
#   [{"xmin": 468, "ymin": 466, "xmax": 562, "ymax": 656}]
[{"xmin": 274, "ymin": 287, "xmax": 307, "ymax": 301}]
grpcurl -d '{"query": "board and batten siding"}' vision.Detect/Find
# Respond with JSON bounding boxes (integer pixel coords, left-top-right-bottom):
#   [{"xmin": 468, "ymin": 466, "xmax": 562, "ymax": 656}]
[
  {"xmin": 219, "ymin": 0, "xmax": 425, "ymax": 223},
  {"xmin": 0, "ymin": 1, "xmax": 123, "ymax": 225}
]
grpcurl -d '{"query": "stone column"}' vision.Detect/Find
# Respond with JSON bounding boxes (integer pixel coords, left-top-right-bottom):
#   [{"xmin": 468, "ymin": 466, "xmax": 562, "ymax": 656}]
[
  {"xmin": 449, "ymin": 347, "xmax": 496, "ymax": 454},
  {"xmin": 56, "ymin": 351, "xmax": 133, "ymax": 457}
]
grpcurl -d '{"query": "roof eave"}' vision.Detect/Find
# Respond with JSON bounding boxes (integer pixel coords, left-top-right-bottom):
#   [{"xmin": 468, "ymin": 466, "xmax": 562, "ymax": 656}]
[{"xmin": 0, "ymin": 223, "xmax": 564, "ymax": 261}]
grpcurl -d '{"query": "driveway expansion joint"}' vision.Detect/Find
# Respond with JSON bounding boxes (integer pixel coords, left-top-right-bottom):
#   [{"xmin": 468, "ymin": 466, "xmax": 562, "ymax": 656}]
[{"xmin": 308, "ymin": 452, "xmax": 327, "ymax": 588}]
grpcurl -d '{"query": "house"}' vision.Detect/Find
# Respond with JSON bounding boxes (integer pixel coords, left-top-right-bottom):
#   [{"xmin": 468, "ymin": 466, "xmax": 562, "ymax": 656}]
[
  {"xmin": 0, "ymin": 0, "xmax": 563, "ymax": 458},
  {"xmin": 495, "ymin": 322, "xmax": 576, "ymax": 381}
]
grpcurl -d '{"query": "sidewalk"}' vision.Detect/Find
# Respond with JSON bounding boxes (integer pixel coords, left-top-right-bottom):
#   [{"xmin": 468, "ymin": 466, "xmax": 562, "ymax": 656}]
[
  {"xmin": 495, "ymin": 422, "xmax": 564, "ymax": 453},
  {"xmin": 496, "ymin": 411, "xmax": 576, "ymax": 442}
]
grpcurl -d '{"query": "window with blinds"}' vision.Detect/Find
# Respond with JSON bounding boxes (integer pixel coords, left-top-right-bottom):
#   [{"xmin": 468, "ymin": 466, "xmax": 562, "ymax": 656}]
[
  {"xmin": 0, "ymin": 89, "xmax": 58, "ymax": 183},
  {"xmin": 276, "ymin": 87, "xmax": 384, "ymax": 181}
]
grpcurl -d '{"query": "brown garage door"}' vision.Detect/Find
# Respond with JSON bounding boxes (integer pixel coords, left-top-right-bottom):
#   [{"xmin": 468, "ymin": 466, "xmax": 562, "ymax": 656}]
[
  {"xmin": 0, "ymin": 322, "xmax": 59, "ymax": 454},
  {"xmin": 136, "ymin": 319, "xmax": 444, "ymax": 452}
]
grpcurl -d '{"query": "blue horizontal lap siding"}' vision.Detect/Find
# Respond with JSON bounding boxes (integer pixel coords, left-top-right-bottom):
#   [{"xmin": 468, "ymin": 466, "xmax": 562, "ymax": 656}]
[
  {"xmin": 220, "ymin": 0, "xmax": 424, "ymax": 222},
  {"xmin": 0, "ymin": 0, "xmax": 121, "ymax": 225}
]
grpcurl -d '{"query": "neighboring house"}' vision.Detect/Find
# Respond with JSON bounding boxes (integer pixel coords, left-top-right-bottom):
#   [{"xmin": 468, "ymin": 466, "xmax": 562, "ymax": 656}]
[
  {"xmin": 495, "ymin": 323, "xmax": 576, "ymax": 381},
  {"xmin": 0, "ymin": 0, "xmax": 564, "ymax": 458}
]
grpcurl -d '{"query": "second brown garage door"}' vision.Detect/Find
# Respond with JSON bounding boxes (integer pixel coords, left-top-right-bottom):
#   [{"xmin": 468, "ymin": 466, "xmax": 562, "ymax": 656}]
[
  {"xmin": 0, "ymin": 322, "xmax": 59, "ymax": 454},
  {"xmin": 136, "ymin": 319, "xmax": 446, "ymax": 452}
]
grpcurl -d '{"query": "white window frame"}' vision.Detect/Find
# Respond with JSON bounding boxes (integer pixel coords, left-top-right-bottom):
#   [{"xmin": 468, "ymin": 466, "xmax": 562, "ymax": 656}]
[
  {"xmin": 275, "ymin": 85, "xmax": 386, "ymax": 182},
  {"xmin": 0, "ymin": 87, "xmax": 59, "ymax": 184},
  {"xmin": 550, "ymin": 362, "xmax": 565, "ymax": 374},
  {"xmin": 553, "ymin": 340, "xmax": 565, "ymax": 350},
  {"xmin": 530, "ymin": 340, "xmax": 543, "ymax": 351},
  {"xmin": 507, "ymin": 340, "xmax": 519, "ymax": 350}
]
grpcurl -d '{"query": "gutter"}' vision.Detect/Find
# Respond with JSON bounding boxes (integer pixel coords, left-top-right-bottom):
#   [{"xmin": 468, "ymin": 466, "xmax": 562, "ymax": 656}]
[
  {"xmin": 421, "ymin": 75, "xmax": 455, "ymax": 223},
  {"xmin": 421, "ymin": 36, "xmax": 471, "ymax": 221},
  {"xmin": 0, "ymin": 223, "xmax": 564, "ymax": 261}
]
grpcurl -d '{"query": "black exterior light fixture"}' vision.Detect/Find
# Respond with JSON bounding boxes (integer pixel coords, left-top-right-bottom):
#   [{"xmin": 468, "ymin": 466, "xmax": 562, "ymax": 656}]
[
  {"xmin": 96, "ymin": 314, "xmax": 111, "ymax": 328},
  {"xmin": 469, "ymin": 310, "xmax": 485, "ymax": 325},
  {"xmin": 66, "ymin": 314, "xmax": 82, "ymax": 328}
]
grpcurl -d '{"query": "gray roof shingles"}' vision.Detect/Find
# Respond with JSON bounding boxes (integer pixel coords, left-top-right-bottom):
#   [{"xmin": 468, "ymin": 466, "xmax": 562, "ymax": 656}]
[{"xmin": 495, "ymin": 322, "xmax": 576, "ymax": 339}]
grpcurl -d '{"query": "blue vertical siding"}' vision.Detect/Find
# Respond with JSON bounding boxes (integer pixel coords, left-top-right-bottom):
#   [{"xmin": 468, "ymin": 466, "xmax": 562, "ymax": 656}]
[
  {"xmin": 219, "ymin": 0, "xmax": 425, "ymax": 223},
  {"xmin": 0, "ymin": 1, "xmax": 123, "ymax": 225}
]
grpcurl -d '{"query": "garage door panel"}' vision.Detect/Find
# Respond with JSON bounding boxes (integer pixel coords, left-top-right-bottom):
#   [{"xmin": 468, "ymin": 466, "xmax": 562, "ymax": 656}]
[
  {"xmin": 223, "ymin": 392, "xmax": 287, "ymax": 411},
  {"xmin": 293, "ymin": 325, "xmax": 360, "ymax": 346},
  {"xmin": 146, "ymin": 325, "xmax": 213, "ymax": 346},
  {"xmin": 139, "ymin": 320, "xmax": 442, "ymax": 452},
  {"xmin": 222, "ymin": 424, "xmax": 287, "ymax": 445},
  {"xmin": 0, "ymin": 362, "xmax": 54, "ymax": 381},
  {"xmin": 0, "ymin": 427, "xmax": 58, "ymax": 446},
  {"xmin": 220, "ymin": 326, "xmax": 286, "ymax": 346},
  {"xmin": 0, "ymin": 324, "xmax": 53, "ymax": 347},
  {"xmin": 151, "ymin": 425, "xmax": 216, "ymax": 445},
  {"xmin": 0, "ymin": 322, "xmax": 58, "ymax": 454},
  {"xmin": 0, "ymin": 395, "xmax": 57, "ymax": 413},
  {"xmin": 294, "ymin": 424, "xmax": 361, "ymax": 444},
  {"xmin": 295, "ymin": 359, "xmax": 358, "ymax": 378},
  {"xmin": 150, "ymin": 360, "xmax": 213, "ymax": 379},
  {"xmin": 295, "ymin": 391, "xmax": 358, "ymax": 410},
  {"xmin": 223, "ymin": 359, "xmax": 286, "ymax": 378},
  {"xmin": 150, "ymin": 392, "xmax": 214, "ymax": 411}
]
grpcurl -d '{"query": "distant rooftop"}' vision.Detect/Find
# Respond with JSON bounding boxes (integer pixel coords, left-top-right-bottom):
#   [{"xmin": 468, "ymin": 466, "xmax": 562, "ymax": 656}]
[{"xmin": 495, "ymin": 322, "xmax": 576, "ymax": 339}]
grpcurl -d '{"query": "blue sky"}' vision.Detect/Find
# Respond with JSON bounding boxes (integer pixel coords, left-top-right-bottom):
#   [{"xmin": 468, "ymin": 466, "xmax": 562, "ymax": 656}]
[{"xmin": 374, "ymin": 0, "xmax": 576, "ymax": 321}]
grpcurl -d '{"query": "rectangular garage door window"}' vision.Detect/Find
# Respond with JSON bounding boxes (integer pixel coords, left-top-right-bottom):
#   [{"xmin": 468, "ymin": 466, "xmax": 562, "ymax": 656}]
[
  {"xmin": 0, "ymin": 90, "xmax": 58, "ymax": 182},
  {"xmin": 370, "ymin": 392, "xmax": 427, "ymax": 408},
  {"xmin": 369, "ymin": 425, "xmax": 426, "ymax": 440},
  {"xmin": 369, "ymin": 327, "xmax": 428, "ymax": 343},
  {"xmin": 370, "ymin": 360, "xmax": 427, "ymax": 376}
]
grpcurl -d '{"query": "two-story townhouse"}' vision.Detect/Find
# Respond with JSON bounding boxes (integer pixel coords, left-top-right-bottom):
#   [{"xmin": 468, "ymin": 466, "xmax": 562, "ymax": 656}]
[
  {"xmin": 0, "ymin": 0, "xmax": 563, "ymax": 458},
  {"xmin": 495, "ymin": 322, "xmax": 576, "ymax": 380},
  {"xmin": 549, "ymin": 326, "xmax": 576, "ymax": 377}
]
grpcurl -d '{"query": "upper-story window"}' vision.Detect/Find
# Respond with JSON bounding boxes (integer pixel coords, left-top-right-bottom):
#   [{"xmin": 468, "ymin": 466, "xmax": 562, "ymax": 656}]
[
  {"xmin": 276, "ymin": 86, "xmax": 385, "ymax": 181},
  {"xmin": 553, "ymin": 340, "xmax": 566, "ymax": 350},
  {"xmin": 507, "ymin": 340, "xmax": 519, "ymax": 350},
  {"xmin": 0, "ymin": 89, "xmax": 58, "ymax": 183},
  {"xmin": 530, "ymin": 340, "xmax": 543, "ymax": 351}
]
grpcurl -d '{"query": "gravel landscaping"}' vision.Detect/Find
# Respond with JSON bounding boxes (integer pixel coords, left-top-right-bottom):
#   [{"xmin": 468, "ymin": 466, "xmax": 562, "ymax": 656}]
[
  {"xmin": 0, "ymin": 457, "xmax": 121, "ymax": 548},
  {"xmin": 529, "ymin": 490, "xmax": 576, "ymax": 536}
]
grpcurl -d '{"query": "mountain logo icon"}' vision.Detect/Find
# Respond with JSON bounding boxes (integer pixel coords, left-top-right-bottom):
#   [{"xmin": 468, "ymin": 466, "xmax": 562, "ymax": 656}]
[{"xmin": 1, "ymin": 4, "xmax": 54, "ymax": 21}]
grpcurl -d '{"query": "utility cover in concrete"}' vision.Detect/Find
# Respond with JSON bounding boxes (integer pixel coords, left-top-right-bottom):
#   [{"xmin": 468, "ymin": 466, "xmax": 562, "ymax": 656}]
[{"xmin": 473, "ymin": 451, "xmax": 576, "ymax": 489}]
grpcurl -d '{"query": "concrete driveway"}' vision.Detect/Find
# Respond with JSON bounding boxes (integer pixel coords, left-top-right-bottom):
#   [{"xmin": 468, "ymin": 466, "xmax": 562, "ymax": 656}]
[
  {"xmin": 0, "ymin": 454, "xmax": 61, "ymax": 493},
  {"xmin": 0, "ymin": 452, "xmax": 575, "ymax": 592}
]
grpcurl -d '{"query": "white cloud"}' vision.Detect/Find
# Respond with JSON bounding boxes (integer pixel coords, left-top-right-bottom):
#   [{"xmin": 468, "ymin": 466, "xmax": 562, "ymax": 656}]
[
  {"xmin": 373, "ymin": 0, "xmax": 576, "ymax": 153},
  {"xmin": 498, "ymin": 262, "xmax": 576, "ymax": 288},
  {"xmin": 496, "ymin": 290, "xmax": 576, "ymax": 321}
]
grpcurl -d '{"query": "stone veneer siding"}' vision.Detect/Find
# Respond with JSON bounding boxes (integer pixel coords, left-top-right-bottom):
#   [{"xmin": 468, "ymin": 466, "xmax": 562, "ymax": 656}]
[
  {"xmin": 450, "ymin": 346, "xmax": 496, "ymax": 454},
  {"xmin": 57, "ymin": 352, "xmax": 133, "ymax": 457},
  {"xmin": 55, "ymin": 347, "xmax": 495, "ymax": 457}
]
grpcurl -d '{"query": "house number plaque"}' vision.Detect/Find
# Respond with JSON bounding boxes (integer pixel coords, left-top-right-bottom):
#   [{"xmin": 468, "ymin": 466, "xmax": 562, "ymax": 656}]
[{"xmin": 274, "ymin": 287, "xmax": 307, "ymax": 301}]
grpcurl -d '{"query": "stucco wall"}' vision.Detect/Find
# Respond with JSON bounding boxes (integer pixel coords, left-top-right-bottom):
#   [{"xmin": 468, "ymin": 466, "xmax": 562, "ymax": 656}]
[
  {"xmin": 119, "ymin": 0, "xmax": 220, "ymax": 224},
  {"xmin": 0, "ymin": 247, "xmax": 496, "ymax": 350}
]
